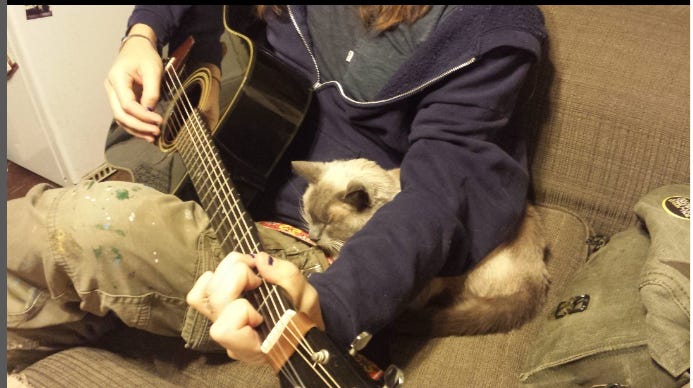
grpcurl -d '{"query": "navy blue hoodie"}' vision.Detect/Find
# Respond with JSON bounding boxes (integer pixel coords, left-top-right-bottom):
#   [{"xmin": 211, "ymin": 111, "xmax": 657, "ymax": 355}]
[{"xmin": 128, "ymin": 5, "xmax": 546, "ymax": 350}]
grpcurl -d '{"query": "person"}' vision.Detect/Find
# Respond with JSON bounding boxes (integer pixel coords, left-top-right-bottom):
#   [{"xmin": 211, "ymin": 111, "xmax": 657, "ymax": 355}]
[{"xmin": 7, "ymin": 4, "xmax": 547, "ymax": 380}]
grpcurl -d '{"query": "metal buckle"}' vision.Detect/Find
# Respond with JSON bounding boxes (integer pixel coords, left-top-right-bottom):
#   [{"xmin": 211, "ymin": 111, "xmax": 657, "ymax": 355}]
[{"xmin": 555, "ymin": 294, "xmax": 590, "ymax": 319}]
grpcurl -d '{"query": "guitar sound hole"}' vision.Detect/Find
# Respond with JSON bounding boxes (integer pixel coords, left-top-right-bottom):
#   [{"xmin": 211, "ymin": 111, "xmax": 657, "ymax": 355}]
[{"xmin": 161, "ymin": 81, "xmax": 203, "ymax": 149}]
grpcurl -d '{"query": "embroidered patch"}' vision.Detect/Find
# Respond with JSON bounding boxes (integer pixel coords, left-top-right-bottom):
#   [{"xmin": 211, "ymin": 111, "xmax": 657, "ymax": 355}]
[{"xmin": 662, "ymin": 196, "xmax": 690, "ymax": 220}]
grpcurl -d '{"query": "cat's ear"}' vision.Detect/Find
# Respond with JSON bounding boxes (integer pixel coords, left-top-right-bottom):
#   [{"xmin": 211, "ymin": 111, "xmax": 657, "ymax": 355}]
[
  {"xmin": 292, "ymin": 161, "xmax": 324, "ymax": 184},
  {"xmin": 343, "ymin": 180, "xmax": 371, "ymax": 211}
]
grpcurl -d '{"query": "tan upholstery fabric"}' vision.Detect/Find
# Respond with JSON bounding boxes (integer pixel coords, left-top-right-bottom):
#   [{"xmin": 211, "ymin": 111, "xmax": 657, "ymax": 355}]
[
  {"xmin": 526, "ymin": 6, "xmax": 689, "ymax": 236},
  {"xmin": 17, "ymin": 347, "xmax": 181, "ymax": 388},
  {"xmin": 21, "ymin": 333, "xmax": 278, "ymax": 388}
]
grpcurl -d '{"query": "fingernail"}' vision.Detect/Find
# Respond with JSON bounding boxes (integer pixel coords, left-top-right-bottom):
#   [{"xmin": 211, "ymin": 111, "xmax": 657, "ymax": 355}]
[
  {"xmin": 147, "ymin": 106, "xmax": 155, "ymax": 112},
  {"xmin": 249, "ymin": 253, "xmax": 255, "ymax": 259},
  {"xmin": 268, "ymin": 256, "xmax": 274, "ymax": 266}
]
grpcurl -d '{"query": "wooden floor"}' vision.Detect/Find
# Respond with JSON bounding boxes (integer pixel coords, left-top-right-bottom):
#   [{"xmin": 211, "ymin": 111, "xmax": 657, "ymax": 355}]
[
  {"xmin": 7, "ymin": 161, "xmax": 58, "ymax": 201},
  {"xmin": 6, "ymin": 161, "xmax": 131, "ymax": 201}
]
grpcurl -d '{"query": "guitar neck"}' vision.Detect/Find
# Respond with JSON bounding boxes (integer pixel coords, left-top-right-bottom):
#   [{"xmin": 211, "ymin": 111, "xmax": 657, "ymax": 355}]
[
  {"xmin": 175, "ymin": 110, "xmax": 379, "ymax": 388},
  {"xmin": 176, "ymin": 110, "xmax": 297, "ymax": 342},
  {"xmin": 176, "ymin": 110, "xmax": 260, "ymax": 254}
]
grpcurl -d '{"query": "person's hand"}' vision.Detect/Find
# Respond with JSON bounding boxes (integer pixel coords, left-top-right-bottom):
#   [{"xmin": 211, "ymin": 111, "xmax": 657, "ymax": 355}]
[
  {"xmin": 104, "ymin": 23, "xmax": 163, "ymax": 143},
  {"xmin": 186, "ymin": 252, "xmax": 325, "ymax": 364}
]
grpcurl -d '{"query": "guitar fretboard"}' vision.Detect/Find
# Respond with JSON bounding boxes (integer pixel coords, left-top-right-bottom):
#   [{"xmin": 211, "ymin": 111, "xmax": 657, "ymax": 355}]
[
  {"xmin": 176, "ymin": 110, "xmax": 261, "ymax": 254},
  {"xmin": 173, "ymin": 110, "xmax": 300, "ymax": 345}
]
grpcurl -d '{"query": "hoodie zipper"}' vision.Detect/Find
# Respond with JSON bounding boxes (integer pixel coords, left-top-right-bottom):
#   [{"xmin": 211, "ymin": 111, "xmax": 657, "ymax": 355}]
[
  {"xmin": 287, "ymin": 6, "xmax": 477, "ymax": 106},
  {"xmin": 287, "ymin": 6, "xmax": 322, "ymax": 89}
]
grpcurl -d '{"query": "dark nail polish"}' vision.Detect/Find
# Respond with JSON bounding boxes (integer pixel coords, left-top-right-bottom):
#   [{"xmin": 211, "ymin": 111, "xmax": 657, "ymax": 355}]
[
  {"xmin": 268, "ymin": 256, "xmax": 274, "ymax": 266},
  {"xmin": 147, "ymin": 106, "xmax": 155, "ymax": 112},
  {"xmin": 249, "ymin": 253, "xmax": 255, "ymax": 259}
]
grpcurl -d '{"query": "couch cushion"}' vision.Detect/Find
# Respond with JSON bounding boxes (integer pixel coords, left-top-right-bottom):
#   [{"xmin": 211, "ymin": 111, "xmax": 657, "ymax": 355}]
[
  {"xmin": 18, "ymin": 333, "xmax": 279, "ymax": 387},
  {"xmin": 12, "ymin": 346, "xmax": 183, "ymax": 388},
  {"xmin": 523, "ymin": 5, "xmax": 689, "ymax": 237},
  {"xmin": 389, "ymin": 204, "xmax": 591, "ymax": 387}
]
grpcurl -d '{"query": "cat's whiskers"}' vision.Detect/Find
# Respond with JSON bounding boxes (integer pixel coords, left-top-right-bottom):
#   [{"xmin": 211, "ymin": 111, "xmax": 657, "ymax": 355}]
[
  {"xmin": 298, "ymin": 203, "xmax": 311, "ymax": 232},
  {"xmin": 325, "ymin": 239, "xmax": 344, "ymax": 257}
]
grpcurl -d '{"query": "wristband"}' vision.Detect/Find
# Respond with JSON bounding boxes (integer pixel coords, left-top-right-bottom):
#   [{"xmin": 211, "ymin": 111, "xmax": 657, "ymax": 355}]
[{"xmin": 119, "ymin": 33, "xmax": 156, "ymax": 52}]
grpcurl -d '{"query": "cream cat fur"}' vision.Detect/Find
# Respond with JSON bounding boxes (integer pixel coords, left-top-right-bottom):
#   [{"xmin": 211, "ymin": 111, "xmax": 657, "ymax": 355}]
[{"xmin": 292, "ymin": 158, "xmax": 549, "ymax": 336}]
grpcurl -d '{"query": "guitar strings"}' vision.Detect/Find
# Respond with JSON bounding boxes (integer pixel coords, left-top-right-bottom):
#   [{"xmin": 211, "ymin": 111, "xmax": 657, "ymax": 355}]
[
  {"xmin": 160, "ymin": 64, "xmax": 307, "ymax": 388},
  {"xmin": 161, "ymin": 63, "xmax": 339, "ymax": 387},
  {"xmin": 157, "ymin": 72, "xmax": 248, "ymax": 250},
  {"xmin": 170, "ymin": 88, "xmax": 339, "ymax": 388},
  {"xmin": 176, "ymin": 113, "xmax": 335, "ymax": 387}
]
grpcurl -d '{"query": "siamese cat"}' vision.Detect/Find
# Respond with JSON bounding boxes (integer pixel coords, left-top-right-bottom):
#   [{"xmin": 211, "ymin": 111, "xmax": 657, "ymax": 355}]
[{"xmin": 291, "ymin": 158, "xmax": 549, "ymax": 336}]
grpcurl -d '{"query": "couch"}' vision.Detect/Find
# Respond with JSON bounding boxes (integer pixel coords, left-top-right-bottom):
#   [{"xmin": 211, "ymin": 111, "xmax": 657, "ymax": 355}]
[{"xmin": 15, "ymin": 5, "xmax": 690, "ymax": 387}]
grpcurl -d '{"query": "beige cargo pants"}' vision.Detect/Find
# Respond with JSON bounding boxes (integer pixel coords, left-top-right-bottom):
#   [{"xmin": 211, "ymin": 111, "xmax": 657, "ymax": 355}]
[{"xmin": 7, "ymin": 181, "xmax": 329, "ymax": 372}]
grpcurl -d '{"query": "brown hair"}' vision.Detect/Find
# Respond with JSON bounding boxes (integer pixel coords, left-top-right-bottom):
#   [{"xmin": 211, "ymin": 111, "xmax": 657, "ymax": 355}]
[{"xmin": 256, "ymin": 5, "xmax": 432, "ymax": 33}]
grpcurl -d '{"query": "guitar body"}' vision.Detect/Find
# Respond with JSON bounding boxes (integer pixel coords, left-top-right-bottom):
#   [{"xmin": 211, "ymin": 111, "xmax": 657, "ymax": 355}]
[{"xmin": 104, "ymin": 5, "xmax": 312, "ymax": 205}]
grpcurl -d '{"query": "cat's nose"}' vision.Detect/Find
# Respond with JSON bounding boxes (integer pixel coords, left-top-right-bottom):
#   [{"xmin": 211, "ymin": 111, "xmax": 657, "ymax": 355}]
[{"xmin": 309, "ymin": 226, "xmax": 323, "ymax": 241}]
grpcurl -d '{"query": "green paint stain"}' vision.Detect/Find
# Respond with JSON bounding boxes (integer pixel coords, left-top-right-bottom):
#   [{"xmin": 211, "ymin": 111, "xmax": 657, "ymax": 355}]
[
  {"xmin": 111, "ymin": 247, "xmax": 123, "ymax": 264},
  {"xmin": 115, "ymin": 189, "xmax": 130, "ymax": 200},
  {"xmin": 95, "ymin": 224, "xmax": 126, "ymax": 237},
  {"xmin": 93, "ymin": 246, "xmax": 103, "ymax": 258},
  {"xmin": 86, "ymin": 180, "xmax": 95, "ymax": 190}
]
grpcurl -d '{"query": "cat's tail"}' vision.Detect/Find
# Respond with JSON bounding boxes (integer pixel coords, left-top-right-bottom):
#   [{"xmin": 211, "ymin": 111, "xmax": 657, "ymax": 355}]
[
  {"xmin": 394, "ymin": 272, "xmax": 550, "ymax": 336},
  {"xmin": 395, "ymin": 204, "xmax": 550, "ymax": 337}
]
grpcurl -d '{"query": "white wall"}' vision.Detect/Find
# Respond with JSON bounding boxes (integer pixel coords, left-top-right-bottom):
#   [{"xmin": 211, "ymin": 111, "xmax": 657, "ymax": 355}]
[{"xmin": 7, "ymin": 5, "xmax": 135, "ymax": 185}]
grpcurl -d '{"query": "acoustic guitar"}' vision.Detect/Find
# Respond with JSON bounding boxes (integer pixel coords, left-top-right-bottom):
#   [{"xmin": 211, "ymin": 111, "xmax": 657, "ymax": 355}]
[{"xmin": 104, "ymin": 5, "xmax": 401, "ymax": 387}]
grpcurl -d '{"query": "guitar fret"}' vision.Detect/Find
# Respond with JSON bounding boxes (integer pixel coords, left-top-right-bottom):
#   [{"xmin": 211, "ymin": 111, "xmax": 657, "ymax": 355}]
[
  {"xmin": 219, "ymin": 229, "xmax": 236, "ymax": 250},
  {"xmin": 216, "ymin": 209, "xmax": 234, "ymax": 239},
  {"xmin": 211, "ymin": 206, "xmax": 233, "ymax": 229},
  {"xmin": 255, "ymin": 286, "xmax": 278, "ymax": 315},
  {"xmin": 231, "ymin": 224, "xmax": 252, "ymax": 253},
  {"xmin": 208, "ymin": 206, "xmax": 223, "ymax": 226},
  {"xmin": 199, "ymin": 182, "xmax": 212, "ymax": 203},
  {"xmin": 188, "ymin": 156, "xmax": 201, "ymax": 174},
  {"xmin": 219, "ymin": 210, "xmax": 248, "ymax": 249},
  {"xmin": 230, "ymin": 211, "xmax": 248, "ymax": 233},
  {"xmin": 178, "ymin": 135, "xmax": 192, "ymax": 154}
]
